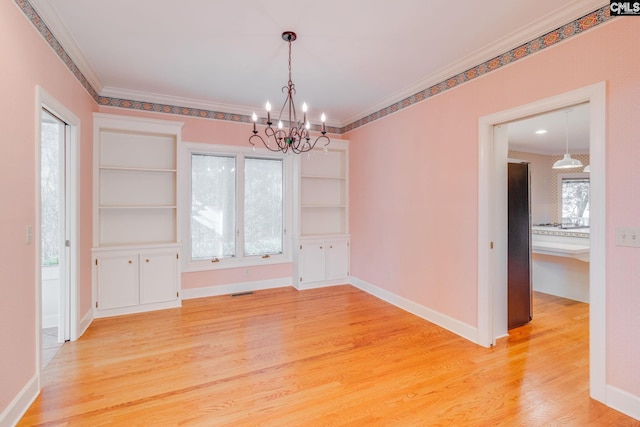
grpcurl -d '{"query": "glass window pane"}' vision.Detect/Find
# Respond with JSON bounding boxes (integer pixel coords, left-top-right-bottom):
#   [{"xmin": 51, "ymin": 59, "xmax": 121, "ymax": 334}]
[
  {"xmin": 191, "ymin": 154, "xmax": 236, "ymax": 260},
  {"xmin": 561, "ymin": 178, "xmax": 589, "ymax": 227},
  {"xmin": 244, "ymin": 158, "xmax": 283, "ymax": 256},
  {"xmin": 41, "ymin": 109, "xmax": 64, "ymax": 266}
]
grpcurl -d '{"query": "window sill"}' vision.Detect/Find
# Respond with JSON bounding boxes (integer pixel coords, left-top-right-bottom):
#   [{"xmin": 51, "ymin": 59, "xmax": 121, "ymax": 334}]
[{"xmin": 183, "ymin": 253, "xmax": 292, "ymax": 272}]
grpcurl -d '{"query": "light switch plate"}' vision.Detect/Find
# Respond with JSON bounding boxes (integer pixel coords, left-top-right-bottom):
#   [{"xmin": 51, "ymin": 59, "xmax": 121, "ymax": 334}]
[{"xmin": 616, "ymin": 227, "xmax": 640, "ymax": 247}]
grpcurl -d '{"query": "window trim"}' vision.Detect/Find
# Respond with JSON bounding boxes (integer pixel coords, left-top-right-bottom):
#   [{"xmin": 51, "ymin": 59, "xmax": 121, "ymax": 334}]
[{"xmin": 182, "ymin": 142, "xmax": 292, "ymax": 272}]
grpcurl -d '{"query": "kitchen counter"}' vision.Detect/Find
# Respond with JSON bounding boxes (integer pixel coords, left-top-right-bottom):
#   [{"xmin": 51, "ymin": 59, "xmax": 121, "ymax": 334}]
[
  {"xmin": 531, "ymin": 225, "xmax": 590, "ymax": 303},
  {"xmin": 531, "ymin": 226, "xmax": 590, "ymax": 262}
]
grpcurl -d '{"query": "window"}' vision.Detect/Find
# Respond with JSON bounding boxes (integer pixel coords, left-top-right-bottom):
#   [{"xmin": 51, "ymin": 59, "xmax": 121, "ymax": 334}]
[
  {"xmin": 244, "ymin": 157, "xmax": 283, "ymax": 256},
  {"xmin": 560, "ymin": 176, "xmax": 589, "ymax": 228},
  {"xmin": 41, "ymin": 109, "xmax": 65, "ymax": 266},
  {"xmin": 186, "ymin": 143, "xmax": 290, "ymax": 270},
  {"xmin": 191, "ymin": 154, "xmax": 236, "ymax": 260}
]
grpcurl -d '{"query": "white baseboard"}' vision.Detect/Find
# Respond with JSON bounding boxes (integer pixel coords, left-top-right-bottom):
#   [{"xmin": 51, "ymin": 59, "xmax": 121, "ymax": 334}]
[
  {"xmin": 0, "ymin": 374, "xmax": 39, "ymax": 427},
  {"xmin": 77, "ymin": 309, "xmax": 93, "ymax": 339},
  {"xmin": 181, "ymin": 277, "xmax": 293, "ymax": 300},
  {"xmin": 349, "ymin": 276, "xmax": 478, "ymax": 344},
  {"xmin": 93, "ymin": 300, "xmax": 181, "ymax": 319},
  {"xmin": 296, "ymin": 278, "xmax": 349, "ymax": 290},
  {"xmin": 607, "ymin": 385, "xmax": 640, "ymax": 421}
]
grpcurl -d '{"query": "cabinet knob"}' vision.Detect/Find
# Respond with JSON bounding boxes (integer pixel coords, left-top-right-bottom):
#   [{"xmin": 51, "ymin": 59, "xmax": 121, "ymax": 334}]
[
  {"xmin": 330, "ymin": 245, "xmax": 333, "ymax": 249},
  {"xmin": 128, "ymin": 260, "xmax": 132, "ymax": 264},
  {"xmin": 320, "ymin": 246, "xmax": 323, "ymax": 249},
  {"xmin": 146, "ymin": 259, "xmax": 150, "ymax": 263}
]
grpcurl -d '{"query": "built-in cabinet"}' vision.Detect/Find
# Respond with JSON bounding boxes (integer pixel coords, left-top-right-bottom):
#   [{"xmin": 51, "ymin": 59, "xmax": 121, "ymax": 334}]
[
  {"xmin": 95, "ymin": 247, "xmax": 179, "ymax": 310},
  {"xmin": 294, "ymin": 140, "xmax": 350, "ymax": 288},
  {"xmin": 92, "ymin": 113, "xmax": 183, "ymax": 317}
]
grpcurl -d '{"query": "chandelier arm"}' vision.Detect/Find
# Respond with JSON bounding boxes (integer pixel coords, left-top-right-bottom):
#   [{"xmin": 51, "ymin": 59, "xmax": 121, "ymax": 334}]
[{"xmin": 250, "ymin": 134, "xmax": 282, "ymax": 153}]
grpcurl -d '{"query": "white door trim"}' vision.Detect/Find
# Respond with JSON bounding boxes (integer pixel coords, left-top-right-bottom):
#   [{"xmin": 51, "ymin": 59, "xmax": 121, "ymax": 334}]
[
  {"xmin": 35, "ymin": 86, "xmax": 81, "ymax": 380},
  {"xmin": 477, "ymin": 82, "xmax": 606, "ymax": 402}
]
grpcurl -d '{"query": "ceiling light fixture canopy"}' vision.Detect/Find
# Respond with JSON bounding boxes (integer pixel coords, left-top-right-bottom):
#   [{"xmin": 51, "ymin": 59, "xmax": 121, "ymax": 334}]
[
  {"xmin": 250, "ymin": 31, "xmax": 329, "ymax": 154},
  {"xmin": 552, "ymin": 109, "xmax": 583, "ymax": 169}
]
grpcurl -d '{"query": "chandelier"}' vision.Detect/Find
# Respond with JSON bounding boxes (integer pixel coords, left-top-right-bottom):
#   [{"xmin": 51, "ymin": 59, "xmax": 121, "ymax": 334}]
[{"xmin": 250, "ymin": 31, "xmax": 330, "ymax": 154}]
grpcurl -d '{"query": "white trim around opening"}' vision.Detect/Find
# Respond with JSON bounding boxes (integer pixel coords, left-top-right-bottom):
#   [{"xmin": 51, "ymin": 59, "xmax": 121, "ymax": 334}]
[{"xmin": 477, "ymin": 82, "xmax": 606, "ymax": 402}]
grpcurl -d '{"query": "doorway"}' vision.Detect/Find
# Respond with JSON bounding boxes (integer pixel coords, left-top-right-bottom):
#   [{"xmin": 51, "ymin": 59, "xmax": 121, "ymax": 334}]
[
  {"xmin": 40, "ymin": 108, "xmax": 69, "ymax": 367},
  {"xmin": 477, "ymin": 82, "xmax": 606, "ymax": 401},
  {"xmin": 504, "ymin": 104, "xmax": 590, "ymax": 329},
  {"xmin": 36, "ymin": 86, "xmax": 80, "ymax": 374}
]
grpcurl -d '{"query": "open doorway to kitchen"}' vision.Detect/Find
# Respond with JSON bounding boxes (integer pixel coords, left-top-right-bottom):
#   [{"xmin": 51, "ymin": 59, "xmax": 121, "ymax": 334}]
[
  {"xmin": 477, "ymin": 82, "xmax": 606, "ymax": 401},
  {"xmin": 507, "ymin": 105, "xmax": 590, "ymax": 312},
  {"xmin": 37, "ymin": 86, "xmax": 80, "ymax": 373}
]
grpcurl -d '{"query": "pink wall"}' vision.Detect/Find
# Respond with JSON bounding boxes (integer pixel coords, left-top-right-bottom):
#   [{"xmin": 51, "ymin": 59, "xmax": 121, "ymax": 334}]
[
  {"xmin": 3, "ymin": 0, "xmax": 640, "ymax": 418},
  {"xmin": 346, "ymin": 18, "xmax": 640, "ymax": 397},
  {"xmin": 0, "ymin": 1, "xmax": 96, "ymax": 413}
]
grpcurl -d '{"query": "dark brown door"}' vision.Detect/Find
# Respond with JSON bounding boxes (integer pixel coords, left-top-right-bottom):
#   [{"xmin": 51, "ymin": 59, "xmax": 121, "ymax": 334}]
[{"xmin": 508, "ymin": 162, "xmax": 532, "ymax": 329}]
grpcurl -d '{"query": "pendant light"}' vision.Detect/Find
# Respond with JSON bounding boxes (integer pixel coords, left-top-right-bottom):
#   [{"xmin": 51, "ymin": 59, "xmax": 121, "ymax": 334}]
[{"xmin": 552, "ymin": 109, "xmax": 583, "ymax": 169}]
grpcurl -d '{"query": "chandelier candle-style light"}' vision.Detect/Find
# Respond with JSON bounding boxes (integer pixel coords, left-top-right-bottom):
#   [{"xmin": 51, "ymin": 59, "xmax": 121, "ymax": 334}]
[{"xmin": 250, "ymin": 31, "xmax": 330, "ymax": 154}]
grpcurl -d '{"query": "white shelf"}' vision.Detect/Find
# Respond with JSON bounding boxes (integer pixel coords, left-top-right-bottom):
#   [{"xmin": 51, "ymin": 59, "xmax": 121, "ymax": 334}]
[{"xmin": 93, "ymin": 113, "xmax": 182, "ymax": 249}]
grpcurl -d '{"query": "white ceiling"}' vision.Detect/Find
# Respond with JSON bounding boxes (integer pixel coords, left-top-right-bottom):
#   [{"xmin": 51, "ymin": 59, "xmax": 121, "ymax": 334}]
[
  {"xmin": 30, "ymin": 0, "xmax": 603, "ymax": 134},
  {"xmin": 508, "ymin": 103, "xmax": 590, "ymax": 155}
]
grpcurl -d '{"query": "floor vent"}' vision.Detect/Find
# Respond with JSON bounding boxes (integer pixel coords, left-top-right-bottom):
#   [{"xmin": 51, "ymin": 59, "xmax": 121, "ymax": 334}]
[{"xmin": 231, "ymin": 291, "xmax": 254, "ymax": 297}]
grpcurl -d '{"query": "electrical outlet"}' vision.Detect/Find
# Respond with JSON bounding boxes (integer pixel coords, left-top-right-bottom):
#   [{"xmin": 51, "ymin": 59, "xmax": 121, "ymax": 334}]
[{"xmin": 616, "ymin": 227, "xmax": 640, "ymax": 247}]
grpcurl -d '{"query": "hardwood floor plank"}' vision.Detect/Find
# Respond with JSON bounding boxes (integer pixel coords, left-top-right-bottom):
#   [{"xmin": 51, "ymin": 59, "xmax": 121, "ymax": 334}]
[{"xmin": 19, "ymin": 285, "xmax": 640, "ymax": 426}]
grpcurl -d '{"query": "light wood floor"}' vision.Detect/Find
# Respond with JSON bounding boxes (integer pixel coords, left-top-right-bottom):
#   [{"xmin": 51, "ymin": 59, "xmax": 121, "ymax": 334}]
[{"xmin": 20, "ymin": 285, "xmax": 639, "ymax": 426}]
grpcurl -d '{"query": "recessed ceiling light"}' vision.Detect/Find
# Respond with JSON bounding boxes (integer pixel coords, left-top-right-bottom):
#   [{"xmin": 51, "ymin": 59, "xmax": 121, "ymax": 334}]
[{"xmin": 535, "ymin": 129, "xmax": 548, "ymax": 135}]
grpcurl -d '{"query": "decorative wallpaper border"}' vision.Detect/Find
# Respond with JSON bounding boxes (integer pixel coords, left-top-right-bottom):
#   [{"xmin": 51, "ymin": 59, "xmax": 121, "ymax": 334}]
[
  {"xmin": 532, "ymin": 228, "xmax": 590, "ymax": 239},
  {"xmin": 15, "ymin": 0, "xmax": 99, "ymax": 101},
  {"xmin": 17, "ymin": 1, "xmax": 613, "ymax": 135},
  {"xmin": 341, "ymin": 6, "xmax": 612, "ymax": 133}
]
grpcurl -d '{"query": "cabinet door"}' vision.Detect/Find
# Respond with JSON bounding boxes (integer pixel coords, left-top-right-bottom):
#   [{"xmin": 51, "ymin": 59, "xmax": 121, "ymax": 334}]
[
  {"xmin": 139, "ymin": 252, "xmax": 178, "ymax": 304},
  {"xmin": 97, "ymin": 255, "xmax": 139, "ymax": 309},
  {"xmin": 301, "ymin": 242, "xmax": 326, "ymax": 283},
  {"xmin": 326, "ymin": 240, "xmax": 349, "ymax": 280}
]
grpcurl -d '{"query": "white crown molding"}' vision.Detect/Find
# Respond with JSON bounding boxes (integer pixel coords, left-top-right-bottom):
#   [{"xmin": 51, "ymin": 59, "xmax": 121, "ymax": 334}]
[
  {"xmin": 100, "ymin": 86, "xmax": 254, "ymax": 116},
  {"xmin": 341, "ymin": 0, "xmax": 608, "ymax": 127},
  {"xmin": 29, "ymin": 0, "xmax": 104, "ymax": 94},
  {"xmin": 100, "ymin": 86, "xmax": 342, "ymax": 128}
]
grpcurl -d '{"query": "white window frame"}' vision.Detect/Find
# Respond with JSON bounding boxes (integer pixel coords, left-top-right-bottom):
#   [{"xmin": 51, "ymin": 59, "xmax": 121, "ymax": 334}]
[{"xmin": 182, "ymin": 142, "xmax": 292, "ymax": 272}]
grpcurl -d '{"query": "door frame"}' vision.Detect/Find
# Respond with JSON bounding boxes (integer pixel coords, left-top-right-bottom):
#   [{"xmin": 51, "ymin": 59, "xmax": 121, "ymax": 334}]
[
  {"xmin": 35, "ymin": 86, "xmax": 81, "ymax": 375},
  {"xmin": 477, "ymin": 82, "xmax": 606, "ymax": 401}
]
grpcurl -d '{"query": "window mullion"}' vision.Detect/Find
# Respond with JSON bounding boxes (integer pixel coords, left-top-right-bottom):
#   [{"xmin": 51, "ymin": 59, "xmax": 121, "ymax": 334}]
[{"xmin": 237, "ymin": 153, "xmax": 245, "ymax": 261}]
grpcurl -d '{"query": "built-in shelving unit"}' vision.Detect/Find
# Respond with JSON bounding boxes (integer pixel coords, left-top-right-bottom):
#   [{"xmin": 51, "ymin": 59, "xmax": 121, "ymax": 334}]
[
  {"xmin": 294, "ymin": 139, "xmax": 350, "ymax": 289},
  {"xmin": 299, "ymin": 143, "xmax": 348, "ymax": 237},
  {"xmin": 92, "ymin": 113, "xmax": 183, "ymax": 317}
]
